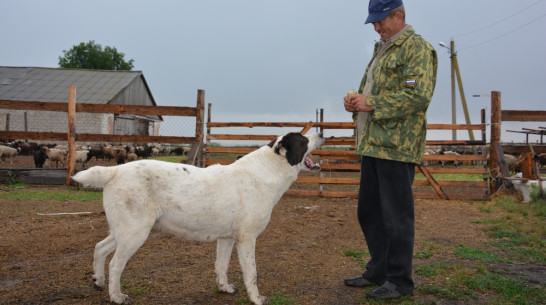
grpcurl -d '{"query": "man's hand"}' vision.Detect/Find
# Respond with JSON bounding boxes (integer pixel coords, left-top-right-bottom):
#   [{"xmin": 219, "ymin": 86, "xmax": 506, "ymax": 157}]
[{"xmin": 344, "ymin": 94, "xmax": 375, "ymax": 112}]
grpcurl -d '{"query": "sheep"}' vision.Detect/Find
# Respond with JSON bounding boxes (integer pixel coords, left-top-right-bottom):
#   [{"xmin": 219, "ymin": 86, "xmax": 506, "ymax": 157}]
[
  {"xmin": 511, "ymin": 173, "xmax": 546, "ymax": 203},
  {"xmin": 74, "ymin": 150, "xmax": 90, "ymax": 168},
  {"xmin": 169, "ymin": 146, "xmax": 191, "ymax": 156},
  {"xmin": 103, "ymin": 145, "xmax": 115, "ymax": 161},
  {"xmin": 538, "ymin": 153, "xmax": 546, "ymax": 168},
  {"xmin": 34, "ymin": 146, "xmax": 47, "ymax": 168},
  {"xmin": 0, "ymin": 145, "xmax": 18, "ymax": 164},
  {"xmin": 503, "ymin": 154, "xmax": 522, "ymax": 173},
  {"xmin": 87, "ymin": 146, "xmax": 105, "ymax": 161},
  {"xmin": 127, "ymin": 152, "xmax": 138, "ymax": 162},
  {"xmin": 44, "ymin": 148, "xmax": 67, "ymax": 168},
  {"xmin": 438, "ymin": 150, "xmax": 460, "ymax": 168},
  {"xmin": 115, "ymin": 147, "xmax": 127, "ymax": 165},
  {"xmin": 135, "ymin": 145, "xmax": 152, "ymax": 159}
]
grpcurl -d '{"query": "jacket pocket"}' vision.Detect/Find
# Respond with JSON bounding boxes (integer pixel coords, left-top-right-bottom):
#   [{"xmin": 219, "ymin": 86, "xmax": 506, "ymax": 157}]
[{"xmin": 367, "ymin": 119, "xmax": 401, "ymax": 151}]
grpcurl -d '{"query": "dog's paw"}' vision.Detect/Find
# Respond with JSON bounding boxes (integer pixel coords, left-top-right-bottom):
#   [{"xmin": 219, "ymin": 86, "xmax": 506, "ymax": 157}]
[
  {"xmin": 92, "ymin": 275, "xmax": 105, "ymax": 290},
  {"xmin": 252, "ymin": 295, "xmax": 270, "ymax": 305},
  {"xmin": 110, "ymin": 293, "xmax": 132, "ymax": 304},
  {"xmin": 219, "ymin": 283, "xmax": 238, "ymax": 294}
]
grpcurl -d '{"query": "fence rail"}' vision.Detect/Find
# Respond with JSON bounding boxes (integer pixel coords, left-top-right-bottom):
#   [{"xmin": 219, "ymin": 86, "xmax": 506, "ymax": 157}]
[
  {"xmin": 1, "ymin": 87, "xmax": 205, "ymax": 184},
  {"xmin": 206, "ymin": 106, "xmax": 489, "ymax": 200}
]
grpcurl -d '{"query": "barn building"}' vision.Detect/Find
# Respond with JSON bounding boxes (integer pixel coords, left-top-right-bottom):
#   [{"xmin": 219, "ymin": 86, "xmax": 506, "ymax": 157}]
[{"xmin": 0, "ymin": 66, "xmax": 162, "ymax": 137}]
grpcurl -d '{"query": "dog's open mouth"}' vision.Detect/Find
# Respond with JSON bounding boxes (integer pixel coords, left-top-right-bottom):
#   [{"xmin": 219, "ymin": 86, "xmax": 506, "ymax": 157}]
[{"xmin": 305, "ymin": 157, "xmax": 321, "ymax": 171}]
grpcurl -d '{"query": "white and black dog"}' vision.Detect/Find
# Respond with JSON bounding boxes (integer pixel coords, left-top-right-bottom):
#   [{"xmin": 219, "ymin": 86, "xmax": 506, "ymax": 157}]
[{"xmin": 72, "ymin": 132, "xmax": 324, "ymax": 305}]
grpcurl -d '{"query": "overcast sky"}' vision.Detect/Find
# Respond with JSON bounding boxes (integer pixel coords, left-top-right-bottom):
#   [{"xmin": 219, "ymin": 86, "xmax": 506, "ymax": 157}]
[{"xmin": 1, "ymin": 0, "xmax": 545, "ymax": 140}]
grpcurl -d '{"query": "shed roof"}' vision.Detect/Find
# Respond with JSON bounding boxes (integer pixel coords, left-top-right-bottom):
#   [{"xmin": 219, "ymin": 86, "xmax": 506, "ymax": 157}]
[{"xmin": 0, "ymin": 66, "xmax": 157, "ymax": 106}]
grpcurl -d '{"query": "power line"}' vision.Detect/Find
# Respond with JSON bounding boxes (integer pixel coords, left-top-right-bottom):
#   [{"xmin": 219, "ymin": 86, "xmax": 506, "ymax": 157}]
[
  {"xmin": 459, "ymin": 13, "xmax": 546, "ymax": 51},
  {"xmin": 454, "ymin": 0, "xmax": 544, "ymax": 38}
]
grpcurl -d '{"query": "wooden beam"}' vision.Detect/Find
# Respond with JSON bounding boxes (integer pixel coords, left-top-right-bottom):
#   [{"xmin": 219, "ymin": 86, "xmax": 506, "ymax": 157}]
[
  {"xmin": 501, "ymin": 110, "xmax": 546, "ymax": 122},
  {"xmin": 416, "ymin": 164, "xmax": 449, "ymax": 199},
  {"xmin": 300, "ymin": 121, "xmax": 314, "ymax": 135},
  {"xmin": 66, "ymin": 85, "xmax": 76, "ymax": 185},
  {"xmin": 0, "ymin": 100, "xmax": 197, "ymax": 116}
]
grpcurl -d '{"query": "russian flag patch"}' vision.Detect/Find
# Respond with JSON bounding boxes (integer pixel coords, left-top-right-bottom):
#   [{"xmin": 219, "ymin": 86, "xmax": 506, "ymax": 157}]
[{"xmin": 406, "ymin": 80, "xmax": 416, "ymax": 88}]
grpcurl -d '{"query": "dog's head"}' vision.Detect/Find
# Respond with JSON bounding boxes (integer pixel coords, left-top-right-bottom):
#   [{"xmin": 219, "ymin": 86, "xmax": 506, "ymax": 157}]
[{"xmin": 268, "ymin": 132, "xmax": 324, "ymax": 169}]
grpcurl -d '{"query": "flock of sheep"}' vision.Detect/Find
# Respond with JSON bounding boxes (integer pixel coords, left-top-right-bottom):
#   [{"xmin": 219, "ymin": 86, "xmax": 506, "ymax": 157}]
[{"xmin": 0, "ymin": 141, "xmax": 192, "ymax": 169}]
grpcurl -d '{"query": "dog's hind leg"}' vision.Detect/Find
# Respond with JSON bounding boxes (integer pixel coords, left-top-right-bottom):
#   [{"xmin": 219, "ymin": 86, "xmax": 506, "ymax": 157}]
[
  {"xmin": 236, "ymin": 237, "xmax": 268, "ymax": 305},
  {"xmin": 108, "ymin": 224, "xmax": 153, "ymax": 304},
  {"xmin": 93, "ymin": 233, "xmax": 116, "ymax": 289},
  {"xmin": 215, "ymin": 238, "xmax": 237, "ymax": 293}
]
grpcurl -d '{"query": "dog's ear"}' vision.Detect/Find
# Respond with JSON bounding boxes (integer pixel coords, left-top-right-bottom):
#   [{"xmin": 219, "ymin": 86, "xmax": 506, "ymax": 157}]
[
  {"xmin": 268, "ymin": 137, "xmax": 277, "ymax": 148},
  {"xmin": 285, "ymin": 144, "xmax": 306, "ymax": 166},
  {"xmin": 279, "ymin": 133, "xmax": 308, "ymax": 166}
]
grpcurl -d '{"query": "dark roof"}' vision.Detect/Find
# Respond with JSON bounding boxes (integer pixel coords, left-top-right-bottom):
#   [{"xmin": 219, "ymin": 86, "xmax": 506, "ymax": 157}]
[{"xmin": 0, "ymin": 66, "xmax": 156, "ymax": 105}]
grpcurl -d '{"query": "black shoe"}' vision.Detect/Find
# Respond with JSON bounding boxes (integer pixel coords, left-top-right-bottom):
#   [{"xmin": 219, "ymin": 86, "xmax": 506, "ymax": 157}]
[
  {"xmin": 343, "ymin": 276, "xmax": 378, "ymax": 287},
  {"xmin": 366, "ymin": 282, "xmax": 409, "ymax": 300}
]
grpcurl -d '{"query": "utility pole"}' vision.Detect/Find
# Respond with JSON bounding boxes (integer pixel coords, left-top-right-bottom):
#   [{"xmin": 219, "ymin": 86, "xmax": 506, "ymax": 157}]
[{"xmin": 439, "ymin": 39, "xmax": 474, "ymax": 141}]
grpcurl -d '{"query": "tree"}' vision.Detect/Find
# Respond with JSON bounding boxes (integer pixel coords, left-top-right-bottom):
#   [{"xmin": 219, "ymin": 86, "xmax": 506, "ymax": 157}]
[{"xmin": 58, "ymin": 40, "xmax": 134, "ymax": 70}]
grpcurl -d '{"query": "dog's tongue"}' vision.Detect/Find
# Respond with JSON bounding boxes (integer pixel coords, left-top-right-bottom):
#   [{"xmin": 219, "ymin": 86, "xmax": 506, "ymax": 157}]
[{"xmin": 305, "ymin": 157, "xmax": 321, "ymax": 171}]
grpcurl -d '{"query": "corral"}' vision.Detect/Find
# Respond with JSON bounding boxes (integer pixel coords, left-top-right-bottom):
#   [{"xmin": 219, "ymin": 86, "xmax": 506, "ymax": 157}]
[{"xmin": 1, "ymin": 89, "xmax": 545, "ymax": 304}]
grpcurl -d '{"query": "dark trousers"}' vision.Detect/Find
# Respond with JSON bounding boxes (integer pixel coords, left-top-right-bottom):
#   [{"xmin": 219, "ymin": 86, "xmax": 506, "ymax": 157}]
[{"xmin": 358, "ymin": 156, "xmax": 415, "ymax": 294}]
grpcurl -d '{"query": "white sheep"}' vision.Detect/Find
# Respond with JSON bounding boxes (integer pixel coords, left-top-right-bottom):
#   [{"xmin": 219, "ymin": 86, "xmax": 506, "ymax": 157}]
[
  {"xmin": 0, "ymin": 145, "xmax": 18, "ymax": 164},
  {"xmin": 511, "ymin": 173, "xmax": 546, "ymax": 203},
  {"xmin": 45, "ymin": 148, "xmax": 67, "ymax": 168},
  {"xmin": 74, "ymin": 150, "xmax": 90, "ymax": 168},
  {"xmin": 439, "ymin": 150, "xmax": 460, "ymax": 167}
]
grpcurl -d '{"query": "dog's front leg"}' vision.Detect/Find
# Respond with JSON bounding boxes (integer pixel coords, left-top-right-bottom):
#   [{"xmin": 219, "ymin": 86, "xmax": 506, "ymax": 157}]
[
  {"xmin": 236, "ymin": 237, "xmax": 269, "ymax": 305},
  {"xmin": 215, "ymin": 238, "xmax": 237, "ymax": 293}
]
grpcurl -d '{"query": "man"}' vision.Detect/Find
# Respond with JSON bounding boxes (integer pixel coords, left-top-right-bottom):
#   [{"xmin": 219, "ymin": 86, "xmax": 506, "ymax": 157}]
[{"xmin": 343, "ymin": 0, "xmax": 437, "ymax": 300}]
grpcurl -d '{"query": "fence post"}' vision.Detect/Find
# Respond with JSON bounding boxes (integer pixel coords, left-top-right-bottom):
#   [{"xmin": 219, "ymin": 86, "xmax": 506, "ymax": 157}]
[
  {"xmin": 489, "ymin": 91, "xmax": 501, "ymax": 194},
  {"xmin": 194, "ymin": 89, "xmax": 205, "ymax": 166},
  {"xmin": 65, "ymin": 85, "xmax": 76, "ymax": 185}
]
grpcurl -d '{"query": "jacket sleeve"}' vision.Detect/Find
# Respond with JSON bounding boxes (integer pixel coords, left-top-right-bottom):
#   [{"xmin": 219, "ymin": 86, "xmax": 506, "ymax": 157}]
[{"xmin": 366, "ymin": 37, "xmax": 438, "ymax": 121}]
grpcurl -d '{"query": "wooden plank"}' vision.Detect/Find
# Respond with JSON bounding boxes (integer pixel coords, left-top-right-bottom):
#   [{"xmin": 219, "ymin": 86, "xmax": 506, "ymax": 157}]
[
  {"xmin": 320, "ymin": 163, "xmax": 361, "ymax": 171},
  {"xmin": 501, "ymin": 110, "xmax": 546, "ymax": 122},
  {"xmin": 0, "ymin": 168, "xmax": 68, "ymax": 185},
  {"xmin": 2, "ymin": 131, "xmax": 68, "ymax": 141},
  {"xmin": 285, "ymin": 189, "xmax": 358, "ymax": 198},
  {"xmin": 2, "ymin": 131, "xmax": 196, "ymax": 144},
  {"xmin": 76, "ymin": 133, "xmax": 196, "ymax": 144},
  {"xmin": 502, "ymin": 145, "xmax": 546, "ymax": 154},
  {"xmin": 207, "ymin": 122, "xmax": 356, "ymax": 129},
  {"xmin": 413, "ymin": 180, "xmax": 488, "ymax": 187},
  {"xmin": 423, "ymin": 155, "xmax": 487, "ymax": 161},
  {"xmin": 416, "ymin": 164, "xmax": 449, "ymax": 199},
  {"xmin": 66, "ymin": 85, "xmax": 76, "ymax": 185},
  {"xmin": 300, "ymin": 121, "xmax": 314, "ymax": 135},
  {"xmin": 206, "ymin": 147, "xmax": 256, "ymax": 154},
  {"xmin": 426, "ymin": 140, "xmax": 486, "ymax": 145},
  {"xmin": 416, "ymin": 167, "xmax": 487, "ymax": 174},
  {"xmin": 295, "ymin": 177, "xmax": 360, "ymax": 184},
  {"xmin": 324, "ymin": 137, "xmax": 355, "ymax": 146},
  {"xmin": 207, "ymin": 134, "xmax": 278, "ymax": 141},
  {"xmin": 427, "ymin": 124, "xmax": 485, "ymax": 130},
  {"xmin": 0, "ymin": 100, "xmax": 197, "ymax": 116},
  {"xmin": 285, "ymin": 189, "xmax": 488, "ymax": 200}
]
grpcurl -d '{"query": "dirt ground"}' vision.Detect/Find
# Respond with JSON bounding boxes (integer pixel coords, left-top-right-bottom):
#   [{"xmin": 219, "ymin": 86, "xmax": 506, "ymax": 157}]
[{"xmin": 0, "ymin": 156, "xmax": 544, "ymax": 305}]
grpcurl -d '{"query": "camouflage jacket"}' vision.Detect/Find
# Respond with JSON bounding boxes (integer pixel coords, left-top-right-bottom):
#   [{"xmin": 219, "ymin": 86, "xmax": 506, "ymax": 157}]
[{"xmin": 355, "ymin": 26, "xmax": 438, "ymax": 164}]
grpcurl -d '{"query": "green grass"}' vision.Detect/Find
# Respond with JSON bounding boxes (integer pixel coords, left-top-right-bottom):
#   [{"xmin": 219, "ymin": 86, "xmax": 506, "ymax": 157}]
[
  {"xmin": 346, "ymin": 193, "xmax": 546, "ymax": 305},
  {"xmin": 415, "ymin": 170, "xmax": 484, "ymax": 182},
  {"xmin": 0, "ymin": 187, "xmax": 101, "ymax": 201}
]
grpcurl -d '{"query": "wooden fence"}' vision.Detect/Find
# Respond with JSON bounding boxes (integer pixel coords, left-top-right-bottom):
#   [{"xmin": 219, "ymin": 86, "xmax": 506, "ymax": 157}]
[
  {"xmin": 206, "ymin": 105, "xmax": 489, "ymax": 200},
  {"xmin": 0, "ymin": 87, "xmax": 205, "ymax": 184},
  {"xmin": 488, "ymin": 91, "xmax": 546, "ymax": 194}
]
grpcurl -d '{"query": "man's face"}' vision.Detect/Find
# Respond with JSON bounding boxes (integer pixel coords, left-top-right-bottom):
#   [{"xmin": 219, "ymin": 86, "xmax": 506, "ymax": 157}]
[{"xmin": 372, "ymin": 12, "xmax": 402, "ymax": 41}]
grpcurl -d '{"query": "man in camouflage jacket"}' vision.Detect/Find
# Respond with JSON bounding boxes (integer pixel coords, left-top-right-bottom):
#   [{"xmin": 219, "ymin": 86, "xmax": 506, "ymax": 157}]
[{"xmin": 343, "ymin": 0, "xmax": 437, "ymax": 300}]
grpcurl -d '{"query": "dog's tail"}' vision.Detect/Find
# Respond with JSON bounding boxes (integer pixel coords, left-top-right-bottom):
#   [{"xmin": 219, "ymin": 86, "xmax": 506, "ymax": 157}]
[{"xmin": 72, "ymin": 166, "xmax": 118, "ymax": 188}]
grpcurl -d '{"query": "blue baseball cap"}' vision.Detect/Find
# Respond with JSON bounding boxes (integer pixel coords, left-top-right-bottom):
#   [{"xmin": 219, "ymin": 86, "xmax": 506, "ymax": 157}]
[{"xmin": 365, "ymin": 0, "xmax": 403, "ymax": 24}]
